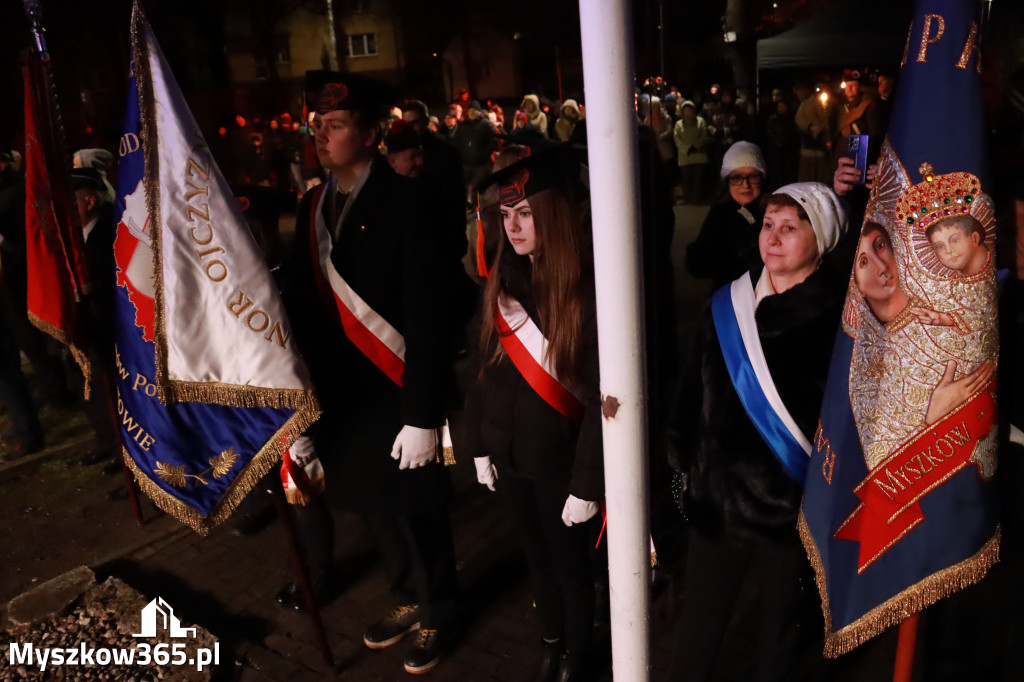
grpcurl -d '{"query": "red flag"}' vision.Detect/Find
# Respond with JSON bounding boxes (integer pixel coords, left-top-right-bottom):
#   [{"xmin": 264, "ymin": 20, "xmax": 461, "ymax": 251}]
[{"xmin": 23, "ymin": 60, "xmax": 91, "ymax": 378}]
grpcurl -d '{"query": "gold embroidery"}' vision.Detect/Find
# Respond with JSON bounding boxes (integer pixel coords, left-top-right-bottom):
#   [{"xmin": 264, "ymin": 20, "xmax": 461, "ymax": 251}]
[
  {"xmin": 956, "ymin": 21, "xmax": 981, "ymax": 73},
  {"xmin": 917, "ymin": 14, "xmax": 946, "ymax": 63},
  {"xmin": 125, "ymin": 402, "xmax": 320, "ymax": 534},
  {"xmin": 154, "ymin": 446, "xmax": 240, "ymax": 487}
]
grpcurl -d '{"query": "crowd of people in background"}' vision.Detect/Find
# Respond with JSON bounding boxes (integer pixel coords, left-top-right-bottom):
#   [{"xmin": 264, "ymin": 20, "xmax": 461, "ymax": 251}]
[{"xmin": 204, "ymin": 65, "xmax": 896, "ymax": 223}]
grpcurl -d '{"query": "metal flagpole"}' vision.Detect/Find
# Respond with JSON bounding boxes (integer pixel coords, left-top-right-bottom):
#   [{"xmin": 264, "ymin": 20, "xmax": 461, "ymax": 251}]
[{"xmin": 578, "ymin": 2, "xmax": 651, "ymax": 680}]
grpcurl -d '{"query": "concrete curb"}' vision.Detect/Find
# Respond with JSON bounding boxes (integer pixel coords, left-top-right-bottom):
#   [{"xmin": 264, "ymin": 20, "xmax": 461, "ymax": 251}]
[{"xmin": 0, "ymin": 435, "xmax": 94, "ymax": 484}]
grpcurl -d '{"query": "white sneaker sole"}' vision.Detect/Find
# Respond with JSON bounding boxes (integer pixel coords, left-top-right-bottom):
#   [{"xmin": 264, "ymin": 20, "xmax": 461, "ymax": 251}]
[
  {"xmin": 404, "ymin": 655, "xmax": 441, "ymax": 674},
  {"xmin": 363, "ymin": 623, "xmax": 420, "ymax": 650}
]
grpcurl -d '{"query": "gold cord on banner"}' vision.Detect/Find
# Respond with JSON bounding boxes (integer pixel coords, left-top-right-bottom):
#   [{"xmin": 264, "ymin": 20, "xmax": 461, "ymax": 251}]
[{"xmin": 798, "ymin": 512, "xmax": 1000, "ymax": 658}]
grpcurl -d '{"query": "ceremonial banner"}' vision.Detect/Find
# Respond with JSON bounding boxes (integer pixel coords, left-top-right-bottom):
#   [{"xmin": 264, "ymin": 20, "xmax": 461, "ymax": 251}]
[
  {"xmin": 800, "ymin": 0, "xmax": 999, "ymax": 656},
  {"xmin": 113, "ymin": 4, "xmax": 320, "ymax": 532},
  {"xmin": 22, "ymin": 59, "xmax": 91, "ymax": 376}
]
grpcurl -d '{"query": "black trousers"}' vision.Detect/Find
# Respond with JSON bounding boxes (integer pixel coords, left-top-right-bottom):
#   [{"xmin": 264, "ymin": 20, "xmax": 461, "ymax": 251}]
[
  {"xmin": 363, "ymin": 509, "xmax": 460, "ymax": 629},
  {"xmin": 665, "ymin": 528, "xmax": 816, "ymax": 682},
  {"xmin": 497, "ymin": 466, "xmax": 598, "ymax": 654},
  {"xmin": 0, "ymin": 322, "xmax": 40, "ymax": 447}
]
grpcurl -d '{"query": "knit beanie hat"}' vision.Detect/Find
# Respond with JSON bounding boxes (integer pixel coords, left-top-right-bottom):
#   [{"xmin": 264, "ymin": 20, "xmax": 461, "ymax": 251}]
[
  {"xmin": 773, "ymin": 182, "xmax": 848, "ymax": 256},
  {"xmin": 720, "ymin": 141, "xmax": 767, "ymax": 178}
]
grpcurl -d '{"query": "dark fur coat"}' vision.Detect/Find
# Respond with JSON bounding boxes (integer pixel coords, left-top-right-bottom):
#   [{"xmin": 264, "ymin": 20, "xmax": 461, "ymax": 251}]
[{"xmin": 669, "ymin": 261, "xmax": 846, "ymax": 544}]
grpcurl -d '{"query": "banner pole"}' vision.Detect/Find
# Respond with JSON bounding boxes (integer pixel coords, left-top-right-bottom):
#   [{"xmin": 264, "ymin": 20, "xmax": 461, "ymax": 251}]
[
  {"xmin": 269, "ymin": 482, "xmax": 335, "ymax": 672},
  {"xmin": 892, "ymin": 613, "xmax": 921, "ymax": 682},
  {"xmin": 99, "ymin": 367, "xmax": 143, "ymax": 524},
  {"xmin": 22, "ymin": 0, "xmax": 88, "ymax": 295}
]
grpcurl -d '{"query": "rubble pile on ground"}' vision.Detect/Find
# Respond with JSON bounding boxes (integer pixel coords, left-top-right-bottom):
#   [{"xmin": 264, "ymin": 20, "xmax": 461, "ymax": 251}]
[{"xmin": 1, "ymin": 572, "xmax": 215, "ymax": 681}]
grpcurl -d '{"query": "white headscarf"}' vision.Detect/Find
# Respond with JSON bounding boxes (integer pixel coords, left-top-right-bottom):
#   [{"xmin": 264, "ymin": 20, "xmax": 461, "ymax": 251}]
[{"xmin": 774, "ymin": 182, "xmax": 848, "ymax": 256}]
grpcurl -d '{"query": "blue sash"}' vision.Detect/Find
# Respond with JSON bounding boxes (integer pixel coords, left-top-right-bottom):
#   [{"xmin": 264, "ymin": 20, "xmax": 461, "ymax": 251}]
[{"xmin": 711, "ymin": 272, "xmax": 812, "ymax": 481}]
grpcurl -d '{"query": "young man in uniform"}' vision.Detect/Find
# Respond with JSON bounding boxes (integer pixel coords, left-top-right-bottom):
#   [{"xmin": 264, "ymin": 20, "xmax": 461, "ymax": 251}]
[{"xmin": 286, "ymin": 71, "xmax": 461, "ymax": 675}]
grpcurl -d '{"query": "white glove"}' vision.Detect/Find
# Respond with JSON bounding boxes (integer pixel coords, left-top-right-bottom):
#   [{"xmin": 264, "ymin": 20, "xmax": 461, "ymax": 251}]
[
  {"xmin": 474, "ymin": 457, "xmax": 498, "ymax": 491},
  {"xmin": 390, "ymin": 425, "xmax": 439, "ymax": 470},
  {"xmin": 561, "ymin": 494, "xmax": 600, "ymax": 527}
]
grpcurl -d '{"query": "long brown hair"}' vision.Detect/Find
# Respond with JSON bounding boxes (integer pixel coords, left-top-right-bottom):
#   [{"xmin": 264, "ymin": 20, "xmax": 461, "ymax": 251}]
[{"xmin": 480, "ymin": 186, "xmax": 586, "ymax": 388}]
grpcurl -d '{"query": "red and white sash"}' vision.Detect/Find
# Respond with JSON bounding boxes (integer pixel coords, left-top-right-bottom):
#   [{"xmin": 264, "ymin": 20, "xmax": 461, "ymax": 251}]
[
  {"xmin": 309, "ymin": 184, "xmax": 406, "ymax": 386},
  {"xmin": 306, "ymin": 184, "xmax": 455, "ymax": 464},
  {"xmin": 496, "ymin": 294, "xmax": 584, "ymax": 425}
]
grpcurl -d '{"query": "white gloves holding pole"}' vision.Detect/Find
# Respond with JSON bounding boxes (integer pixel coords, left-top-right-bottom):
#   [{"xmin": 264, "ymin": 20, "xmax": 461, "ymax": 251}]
[
  {"xmin": 561, "ymin": 494, "xmax": 599, "ymax": 526},
  {"xmin": 390, "ymin": 425, "xmax": 439, "ymax": 470}
]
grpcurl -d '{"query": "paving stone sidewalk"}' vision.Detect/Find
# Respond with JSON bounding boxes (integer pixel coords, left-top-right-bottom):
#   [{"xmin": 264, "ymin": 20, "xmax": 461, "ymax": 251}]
[{"xmin": 94, "ymin": 461, "xmax": 679, "ymax": 681}]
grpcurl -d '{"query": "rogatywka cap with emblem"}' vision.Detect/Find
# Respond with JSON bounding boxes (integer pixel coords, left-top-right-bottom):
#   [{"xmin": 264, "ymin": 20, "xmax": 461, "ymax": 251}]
[
  {"xmin": 477, "ymin": 144, "xmax": 579, "ymax": 208},
  {"xmin": 304, "ymin": 70, "xmax": 399, "ymax": 118}
]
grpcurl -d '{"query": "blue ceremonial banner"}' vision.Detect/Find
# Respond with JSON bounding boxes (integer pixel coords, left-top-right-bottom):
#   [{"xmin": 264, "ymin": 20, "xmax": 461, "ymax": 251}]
[
  {"xmin": 112, "ymin": 3, "xmax": 320, "ymax": 533},
  {"xmin": 799, "ymin": 0, "xmax": 1000, "ymax": 656}
]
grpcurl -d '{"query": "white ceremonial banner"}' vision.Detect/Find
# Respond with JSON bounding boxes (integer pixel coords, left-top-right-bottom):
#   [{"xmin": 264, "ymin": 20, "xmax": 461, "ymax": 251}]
[{"xmin": 140, "ymin": 20, "xmax": 311, "ymax": 401}]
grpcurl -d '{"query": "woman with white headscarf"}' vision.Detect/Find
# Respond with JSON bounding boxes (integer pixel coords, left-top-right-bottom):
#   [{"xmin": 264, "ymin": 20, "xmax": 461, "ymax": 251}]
[{"xmin": 667, "ymin": 182, "xmax": 848, "ymax": 682}]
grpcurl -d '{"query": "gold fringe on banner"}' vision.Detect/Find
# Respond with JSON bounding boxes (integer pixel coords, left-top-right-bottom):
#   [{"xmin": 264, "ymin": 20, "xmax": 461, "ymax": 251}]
[
  {"xmin": 166, "ymin": 381, "xmax": 320, "ymax": 411},
  {"xmin": 798, "ymin": 512, "xmax": 1000, "ymax": 658},
  {"xmin": 126, "ymin": 402, "xmax": 321, "ymax": 535}
]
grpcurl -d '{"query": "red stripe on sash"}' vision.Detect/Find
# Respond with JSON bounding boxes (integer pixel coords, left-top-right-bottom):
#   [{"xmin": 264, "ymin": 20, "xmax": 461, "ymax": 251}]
[
  {"xmin": 308, "ymin": 185, "xmax": 405, "ymax": 387},
  {"xmin": 496, "ymin": 305, "xmax": 584, "ymax": 425}
]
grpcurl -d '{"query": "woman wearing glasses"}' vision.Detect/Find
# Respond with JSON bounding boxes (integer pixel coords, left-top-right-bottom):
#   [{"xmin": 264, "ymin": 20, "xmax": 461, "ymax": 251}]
[{"xmin": 685, "ymin": 141, "xmax": 769, "ymax": 289}]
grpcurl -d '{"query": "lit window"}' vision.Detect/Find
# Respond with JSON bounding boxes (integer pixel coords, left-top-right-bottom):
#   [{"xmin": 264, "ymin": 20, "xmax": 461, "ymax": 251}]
[{"xmin": 347, "ymin": 33, "xmax": 377, "ymax": 58}]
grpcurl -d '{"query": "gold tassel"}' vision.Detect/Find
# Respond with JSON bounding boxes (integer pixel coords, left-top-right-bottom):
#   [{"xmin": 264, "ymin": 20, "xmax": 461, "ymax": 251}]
[{"xmin": 284, "ymin": 475, "xmax": 326, "ymax": 506}]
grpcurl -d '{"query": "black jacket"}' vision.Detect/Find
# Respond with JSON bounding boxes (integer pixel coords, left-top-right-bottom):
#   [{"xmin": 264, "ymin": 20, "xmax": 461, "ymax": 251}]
[
  {"xmin": 84, "ymin": 204, "xmax": 117, "ymax": 355},
  {"xmin": 685, "ymin": 198, "xmax": 765, "ymax": 290},
  {"xmin": 669, "ymin": 262, "xmax": 846, "ymax": 544},
  {"xmin": 464, "ymin": 252, "xmax": 604, "ymax": 501},
  {"xmin": 286, "ymin": 159, "xmax": 459, "ymax": 512}
]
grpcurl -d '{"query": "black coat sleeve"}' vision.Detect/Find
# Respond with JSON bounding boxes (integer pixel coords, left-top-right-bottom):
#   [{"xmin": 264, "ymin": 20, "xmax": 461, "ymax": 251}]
[
  {"xmin": 568, "ymin": 304, "xmax": 604, "ymax": 501},
  {"xmin": 399, "ymin": 180, "xmax": 453, "ymax": 428}
]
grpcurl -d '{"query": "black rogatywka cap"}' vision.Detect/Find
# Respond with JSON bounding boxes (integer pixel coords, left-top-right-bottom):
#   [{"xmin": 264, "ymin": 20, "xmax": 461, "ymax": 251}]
[
  {"xmin": 477, "ymin": 143, "xmax": 580, "ymax": 207},
  {"xmin": 304, "ymin": 70, "xmax": 399, "ymax": 118}
]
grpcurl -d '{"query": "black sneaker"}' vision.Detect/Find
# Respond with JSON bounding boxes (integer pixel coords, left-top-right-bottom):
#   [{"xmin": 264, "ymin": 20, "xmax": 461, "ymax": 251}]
[
  {"xmin": 403, "ymin": 627, "xmax": 445, "ymax": 674},
  {"xmin": 363, "ymin": 604, "xmax": 420, "ymax": 649}
]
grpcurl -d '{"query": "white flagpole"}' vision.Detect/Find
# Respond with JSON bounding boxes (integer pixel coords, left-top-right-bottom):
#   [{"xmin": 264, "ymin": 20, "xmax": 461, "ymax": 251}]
[{"xmin": 579, "ymin": 1, "xmax": 651, "ymax": 680}]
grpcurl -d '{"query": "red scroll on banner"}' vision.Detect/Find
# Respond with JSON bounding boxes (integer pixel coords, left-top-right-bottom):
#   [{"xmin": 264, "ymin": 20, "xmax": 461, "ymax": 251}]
[{"xmin": 835, "ymin": 384, "xmax": 995, "ymax": 573}]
